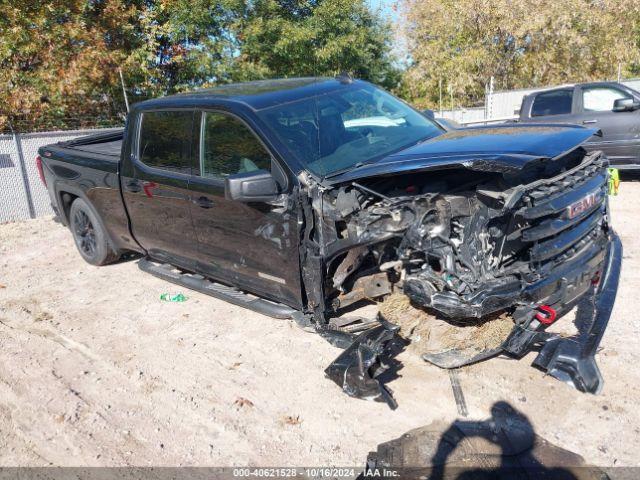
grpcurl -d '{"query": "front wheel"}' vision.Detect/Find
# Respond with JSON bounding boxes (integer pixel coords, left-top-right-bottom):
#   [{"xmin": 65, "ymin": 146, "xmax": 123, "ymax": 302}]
[{"xmin": 69, "ymin": 198, "xmax": 120, "ymax": 266}]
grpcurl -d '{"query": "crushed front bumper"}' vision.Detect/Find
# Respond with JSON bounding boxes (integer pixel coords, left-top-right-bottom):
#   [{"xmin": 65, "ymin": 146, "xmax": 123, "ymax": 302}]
[{"xmin": 325, "ymin": 232, "xmax": 622, "ymax": 407}]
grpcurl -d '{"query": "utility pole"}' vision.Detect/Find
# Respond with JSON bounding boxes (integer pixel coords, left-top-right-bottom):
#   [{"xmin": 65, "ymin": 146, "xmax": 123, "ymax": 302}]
[
  {"xmin": 119, "ymin": 68, "xmax": 130, "ymax": 113},
  {"xmin": 439, "ymin": 78, "xmax": 443, "ymax": 116},
  {"xmin": 617, "ymin": 63, "xmax": 622, "ymax": 83},
  {"xmin": 449, "ymin": 84, "xmax": 453, "ymax": 112}
]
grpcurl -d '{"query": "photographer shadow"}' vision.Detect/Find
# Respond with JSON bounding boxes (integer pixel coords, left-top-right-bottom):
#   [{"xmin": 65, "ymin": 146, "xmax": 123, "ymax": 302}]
[{"xmin": 361, "ymin": 401, "xmax": 607, "ymax": 480}]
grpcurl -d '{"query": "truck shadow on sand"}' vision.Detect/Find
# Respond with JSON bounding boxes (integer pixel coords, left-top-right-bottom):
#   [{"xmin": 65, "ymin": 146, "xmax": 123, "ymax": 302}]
[{"xmin": 359, "ymin": 401, "xmax": 608, "ymax": 480}]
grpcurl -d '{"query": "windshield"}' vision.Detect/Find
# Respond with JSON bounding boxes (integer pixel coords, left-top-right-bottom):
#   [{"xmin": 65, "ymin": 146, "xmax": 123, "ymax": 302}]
[{"xmin": 257, "ymin": 83, "xmax": 443, "ymax": 177}]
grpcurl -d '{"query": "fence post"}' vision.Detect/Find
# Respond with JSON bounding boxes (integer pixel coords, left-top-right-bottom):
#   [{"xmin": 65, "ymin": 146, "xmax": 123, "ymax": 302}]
[
  {"xmin": 12, "ymin": 132, "xmax": 36, "ymax": 219},
  {"xmin": 485, "ymin": 76, "xmax": 495, "ymax": 121}
]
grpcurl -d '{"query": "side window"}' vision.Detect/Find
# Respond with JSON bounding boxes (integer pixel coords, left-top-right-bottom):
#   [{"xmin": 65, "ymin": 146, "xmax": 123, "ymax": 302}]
[
  {"xmin": 200, "ymin": 112, "xmax": 271, "ymax": 178},
  {"xmin": 138, "ymin": 111, "xmax": 193, "ymax": 174},
  {"xmin": 582, "ymin": 87, "xmax": 630, "ymax": 112},
  {"xmin": 531, "ymin": 89, "xmax": 573, "ymax": 117}
]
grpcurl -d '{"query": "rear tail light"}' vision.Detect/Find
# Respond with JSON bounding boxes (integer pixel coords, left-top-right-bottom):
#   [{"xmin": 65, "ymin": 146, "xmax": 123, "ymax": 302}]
[{"xmin": 35, "ymin": 155, "xmax": 47, "ymax": 186}]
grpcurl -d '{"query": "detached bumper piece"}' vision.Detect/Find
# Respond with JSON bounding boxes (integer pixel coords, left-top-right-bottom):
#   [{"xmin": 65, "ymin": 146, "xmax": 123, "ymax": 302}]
[
  {"xmin": 531, "ymin": 233, "xmax": 622, "ymax": 393},
  {"xmin": 324, "ymin": 318, "xmax": 405, "ymax": 410},
  {"xmin": 504, "ymin": 233, "xmax": 622, "ymax": 394}
]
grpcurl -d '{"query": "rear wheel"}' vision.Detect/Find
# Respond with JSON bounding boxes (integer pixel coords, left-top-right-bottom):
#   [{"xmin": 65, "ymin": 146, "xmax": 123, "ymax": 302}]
[{"xmin": 69, "ymin": 198, "xmax": 120, "ymax": 266}]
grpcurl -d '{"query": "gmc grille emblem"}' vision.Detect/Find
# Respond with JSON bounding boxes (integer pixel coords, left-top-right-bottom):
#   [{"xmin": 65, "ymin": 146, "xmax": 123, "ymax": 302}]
[{"xmin": 567, "ymin": 191, "xmax": 600, "ymax": 219}]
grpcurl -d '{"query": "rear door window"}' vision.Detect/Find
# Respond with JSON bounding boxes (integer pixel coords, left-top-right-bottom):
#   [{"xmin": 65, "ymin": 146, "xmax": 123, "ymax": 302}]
[
  {"xmin": 138, "ymin": 111, "xmax": 194, "ymax": 174},
  {"xmin": 198, "ymin": 112, "xmax": 272, "ymax": 178},
  {"xmin": 531, "ymin": 89, "xmax": 573, "ymax": 116}
]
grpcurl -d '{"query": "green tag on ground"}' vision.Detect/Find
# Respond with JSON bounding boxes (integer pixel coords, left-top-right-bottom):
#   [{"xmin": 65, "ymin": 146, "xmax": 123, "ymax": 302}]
[{"xmin": 160, "ymin": 293, "xmax": 188, "ymax": 302}]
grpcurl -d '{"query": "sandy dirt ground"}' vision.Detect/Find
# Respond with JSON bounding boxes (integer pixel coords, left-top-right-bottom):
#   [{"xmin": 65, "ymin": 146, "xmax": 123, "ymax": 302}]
[{"xmin": 0, "ymin": 181, "xmax": 639, "ymax": 469}]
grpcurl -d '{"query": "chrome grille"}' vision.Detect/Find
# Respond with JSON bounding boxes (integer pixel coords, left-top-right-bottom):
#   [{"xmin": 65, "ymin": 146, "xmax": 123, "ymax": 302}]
[{"xmin": 518, "ymin": 152, "xmax": 608, "ymax": 268}]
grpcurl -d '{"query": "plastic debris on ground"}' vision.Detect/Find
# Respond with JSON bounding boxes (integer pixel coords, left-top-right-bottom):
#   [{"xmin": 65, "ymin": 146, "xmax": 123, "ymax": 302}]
[{"xmin": 159, "ymin": 292, "xmax": 188, "ymax": 302}]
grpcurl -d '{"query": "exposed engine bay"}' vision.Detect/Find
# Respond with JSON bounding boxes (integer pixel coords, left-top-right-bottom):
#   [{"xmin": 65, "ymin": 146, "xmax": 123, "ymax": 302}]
[
  {"xmin": 297, "ymin": 147, "xmax": 621, "ymax": 408},
  {"xmin": 311, "ymin": 147, "xmax": 605, "ymax": 319}
]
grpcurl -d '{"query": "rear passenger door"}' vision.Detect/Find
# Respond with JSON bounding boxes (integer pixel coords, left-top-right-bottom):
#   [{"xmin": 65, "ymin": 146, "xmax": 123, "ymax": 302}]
[
  {"xmin": 188, "ymin": 110, "xmax": 303, "ymax": 308},
  {"xmin": 121, "ymin": 110, "xmax": 199, "ymax": 269},
  {"xmin": 573, "ymin": 85, "xmax": 640, "ymax": 165}
]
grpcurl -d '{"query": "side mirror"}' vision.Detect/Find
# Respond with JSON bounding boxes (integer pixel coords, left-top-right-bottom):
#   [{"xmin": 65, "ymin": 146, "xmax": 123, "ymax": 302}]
[
  {"xmin": 422, "ymin": 109, "xmax": 435, "ymax": 120},
  {"xmin": 225, "ymin": 169, "xmax": 279, "ymax": 202},
  {"xmin": 613, "ymin": 97, "xmax": 640, "ymax": 112}
]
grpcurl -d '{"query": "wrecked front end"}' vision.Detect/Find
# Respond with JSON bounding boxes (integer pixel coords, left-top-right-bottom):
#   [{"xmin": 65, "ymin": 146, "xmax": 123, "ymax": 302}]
[{"xmin": 297, "ymin": 138, "xmax": 621, "ymax": 407}]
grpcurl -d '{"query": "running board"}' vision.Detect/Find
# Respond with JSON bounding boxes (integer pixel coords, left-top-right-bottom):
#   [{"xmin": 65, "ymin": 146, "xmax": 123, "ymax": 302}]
[{"xmin": 138, "ymin": 257, "xmax": 296, "ymax": 319}]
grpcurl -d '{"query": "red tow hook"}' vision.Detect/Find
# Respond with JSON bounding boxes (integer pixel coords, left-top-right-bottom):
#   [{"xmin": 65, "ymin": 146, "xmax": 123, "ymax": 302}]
[
  {"xmin": 142, "ymin": 181, "xmax": 157, "ymax": 198},
  {"xmin": 535, "ymin": 305, "xmax": 557, "ymax": 325}
]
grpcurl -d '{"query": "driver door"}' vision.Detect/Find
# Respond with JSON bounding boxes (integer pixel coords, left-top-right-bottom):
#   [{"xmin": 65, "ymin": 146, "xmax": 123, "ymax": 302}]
[
  {"xmin": 574, "ymin": 85, "xmax": 640, "ymax": 165},
  {"xmin": 188, "ymin": 110, "xmax": 303, "ymax": 308}
]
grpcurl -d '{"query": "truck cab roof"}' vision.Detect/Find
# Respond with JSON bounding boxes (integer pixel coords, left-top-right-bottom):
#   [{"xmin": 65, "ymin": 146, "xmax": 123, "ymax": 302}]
[{"xmin": 131, "ymin": 77, "xmax": 358, "ymax": 112}]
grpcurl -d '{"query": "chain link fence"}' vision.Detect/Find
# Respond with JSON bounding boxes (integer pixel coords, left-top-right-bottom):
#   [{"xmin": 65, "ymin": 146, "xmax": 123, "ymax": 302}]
[{"xmin": 0, "ymin": 126, "xmax": 122, "ymax": 224}]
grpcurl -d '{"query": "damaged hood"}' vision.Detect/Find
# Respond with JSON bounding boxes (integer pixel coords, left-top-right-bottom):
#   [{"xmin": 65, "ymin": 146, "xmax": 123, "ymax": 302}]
[{"xmin": 325, "ymin": 124, "xmax": 598, "ymax": 184}]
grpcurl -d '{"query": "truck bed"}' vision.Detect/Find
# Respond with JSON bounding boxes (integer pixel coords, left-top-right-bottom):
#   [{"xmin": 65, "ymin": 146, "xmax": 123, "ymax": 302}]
[
  {"xmin": 71, "ymin": 138, "xmax": 122, "ymax": 157},
  {"xmin": 58, "ymin": 129, "xmax": 124, "ymax": 161},
  {"xmin": 38, "ymin": 127, "xmax": 130, "ymax": 254}
]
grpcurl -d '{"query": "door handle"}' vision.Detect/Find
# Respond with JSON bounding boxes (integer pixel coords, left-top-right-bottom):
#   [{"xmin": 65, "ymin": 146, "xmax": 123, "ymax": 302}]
[
  {"xmin": 125, "ymin": 180, "xmax": 141, "ymax": 193},
  {"xmin": 582, "ymin": 119, "xmax": 598, "ymax": 124},
  {"xmin": 195, "ymin": 196, "xmax": 214, "ymax": 209}
]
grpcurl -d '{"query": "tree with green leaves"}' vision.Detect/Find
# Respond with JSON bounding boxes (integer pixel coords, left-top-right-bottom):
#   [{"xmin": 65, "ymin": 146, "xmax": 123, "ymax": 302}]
[
  {"xmin": 232, "ymin": 0, "xmax": 399, "ymax": 88},
  {"xmin": 0, "ymin": 0, "xmax": 142, "ymax": 130},
  {"xmin": 125, "ymin": 0, "xmax": 245, "ymax": 94},
  {"xmin": 0, "ymin": 0, "xmax": 398, "ymax": 131}
]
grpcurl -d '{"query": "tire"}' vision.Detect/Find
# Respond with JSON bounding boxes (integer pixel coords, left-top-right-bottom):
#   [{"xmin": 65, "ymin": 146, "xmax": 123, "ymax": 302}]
[{"xmin": 69, "ymin": 198, "xmax": 120, "ymax": 266}]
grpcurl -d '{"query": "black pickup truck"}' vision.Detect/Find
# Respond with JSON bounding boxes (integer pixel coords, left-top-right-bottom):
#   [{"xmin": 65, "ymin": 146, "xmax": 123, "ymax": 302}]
[{"xmin": 38, "ymin": 77, "xmax": 622, "ymax": 407}]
